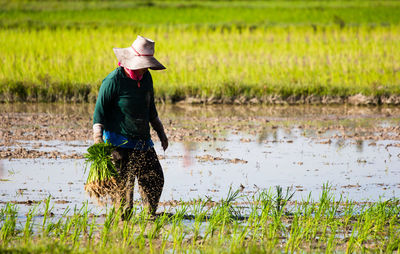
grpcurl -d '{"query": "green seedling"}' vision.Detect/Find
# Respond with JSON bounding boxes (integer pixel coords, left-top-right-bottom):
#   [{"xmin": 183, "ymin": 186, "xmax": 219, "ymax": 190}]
[
  {"xmin": 84, "ymin": 142, "xmax": 117, "ymax": 184},
  {"xmin": 1, "ymin": 185, "xmax": 399, "ymax": 252}
]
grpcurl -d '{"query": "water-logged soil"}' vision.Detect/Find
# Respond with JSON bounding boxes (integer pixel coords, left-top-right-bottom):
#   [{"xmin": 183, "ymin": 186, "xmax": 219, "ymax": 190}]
[{"xmin": 1, "ymin": 103, "xmax": 400, "ymax": 217}]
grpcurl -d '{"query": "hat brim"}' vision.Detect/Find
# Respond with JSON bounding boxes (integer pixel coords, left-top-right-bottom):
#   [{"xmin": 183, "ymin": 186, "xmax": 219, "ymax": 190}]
[{"xmin": 113, "ymin": 47, "xmax": 166, "ymax": 70}]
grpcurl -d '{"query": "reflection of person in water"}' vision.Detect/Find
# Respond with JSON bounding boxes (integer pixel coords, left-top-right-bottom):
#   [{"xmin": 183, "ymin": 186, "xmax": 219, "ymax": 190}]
[
  {"xmin": 183, "ymin": 142, "xmax": 195, "ymax": 168},
  {"xmin": 92, "ymin": 35, "xmax": 168, "ymax": 217}
]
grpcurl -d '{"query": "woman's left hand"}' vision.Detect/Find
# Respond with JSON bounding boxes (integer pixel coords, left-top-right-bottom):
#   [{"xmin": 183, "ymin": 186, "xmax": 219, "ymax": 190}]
[
  {"xmin": 161, "ymin": 136, "xmax": 168, "ymax": 151},
  {"xmin": 150, "ymin": 117, "xmax": 168, "ymax": 151}
]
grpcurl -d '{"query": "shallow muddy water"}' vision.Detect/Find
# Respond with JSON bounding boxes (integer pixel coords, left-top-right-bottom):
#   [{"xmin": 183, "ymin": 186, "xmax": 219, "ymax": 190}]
[{"xmin": 1, "ymin": 103, "xmax": 399, "ymax": 217}]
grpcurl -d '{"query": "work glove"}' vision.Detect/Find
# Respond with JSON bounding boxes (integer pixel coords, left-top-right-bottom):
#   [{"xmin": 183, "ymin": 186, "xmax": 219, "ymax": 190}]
[
  {"xmin": 93, "ymin": 123, "xmax": 104, "ymax": 144},
  {"xmin": 150, "ymin": 117, "xmax": 168, "ymax": 151}
]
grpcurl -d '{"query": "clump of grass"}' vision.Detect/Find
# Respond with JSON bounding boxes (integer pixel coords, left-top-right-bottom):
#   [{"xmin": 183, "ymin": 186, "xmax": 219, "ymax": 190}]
[
  {"xmin": 0, "ymin": 203, "xmax": 18, "ymax": 246},
  {"xmin": 1, "ymin": 186, "xmax": 400, "ymax": 252},
  {"xmin": 84, "ymin": 142, "xmax": 116, "ymax": 183},
  {"xmin": 83, "ymin": 142, "xmax": 119, "ymax": 203}
]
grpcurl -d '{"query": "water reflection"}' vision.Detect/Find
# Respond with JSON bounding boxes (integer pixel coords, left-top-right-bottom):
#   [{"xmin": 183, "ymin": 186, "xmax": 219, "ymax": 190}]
[
  {"xmin": 355, "ymin": 140, "xmax": 364, "ymax": 153},
  {"xmin": 2, "ymin": 103, "xmax": 400, "ymax": 120},
  {"xmin": 1, "ymin": 103, "xmax": 400, "ymax": 216},
  {"xmin": 183, "ymin": 142, "xmax": 196, "ymax": 168},
  {"xmin": 335, "ymin": 139, "xmax": 346, "ymax": 150},
  {"xmin": 257, "ymin": 127, "xmax": 269, "ymax": 144}
]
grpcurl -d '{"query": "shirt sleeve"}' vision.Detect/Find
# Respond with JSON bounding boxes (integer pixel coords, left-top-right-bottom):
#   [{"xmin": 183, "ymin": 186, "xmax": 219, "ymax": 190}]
[
  {"xmin": 148, "ymin": 73, "xmax": 158, "ymax": 121},
  {"xmin": 93, "ymin": 76, "xmax": 116, "ymax": 126}
]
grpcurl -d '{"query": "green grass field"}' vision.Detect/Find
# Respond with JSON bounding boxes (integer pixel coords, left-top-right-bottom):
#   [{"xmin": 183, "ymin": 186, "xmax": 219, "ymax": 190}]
[
  {"xmin": 1, "ymin": 186, "xmax": 399, "ymax": 253},
  {"xmin": 0, "ymin": 0, "xmax": 399, "ymax": 103}
]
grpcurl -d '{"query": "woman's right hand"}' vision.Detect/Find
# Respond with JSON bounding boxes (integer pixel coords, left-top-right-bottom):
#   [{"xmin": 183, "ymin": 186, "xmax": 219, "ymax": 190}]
[
  {"xmin": 94, "ymin": 137, "xmax": 104, "ymax": 144},
  {"xmin": 93, "ymin": 123, "xmax": 104, "ymax": 144}
]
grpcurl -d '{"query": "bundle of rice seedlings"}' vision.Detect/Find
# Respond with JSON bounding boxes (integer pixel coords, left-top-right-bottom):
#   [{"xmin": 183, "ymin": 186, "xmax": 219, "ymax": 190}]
[{"xmin": 84, "ymin": 142, "xmax": 119, "ymax": 204}]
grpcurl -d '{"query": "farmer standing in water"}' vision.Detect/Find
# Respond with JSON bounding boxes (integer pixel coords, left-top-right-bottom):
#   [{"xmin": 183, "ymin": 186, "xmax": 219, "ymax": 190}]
[{"xmin": 92, "ymin": 35, "xmax": 168, "ymax": 217}]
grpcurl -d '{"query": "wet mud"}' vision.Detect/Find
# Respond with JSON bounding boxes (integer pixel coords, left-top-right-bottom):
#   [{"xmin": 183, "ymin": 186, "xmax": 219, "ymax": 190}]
[
  {"xmin": 1, "ymin": 103, "xmax": 400, "ymax": 159},
  {"xmin": 174, "ymin": 94, "xmax": 400, "ymax": 105},
  {"xmin": 0, "ymin": 103, "xmax": 399, "ymax": 217}
]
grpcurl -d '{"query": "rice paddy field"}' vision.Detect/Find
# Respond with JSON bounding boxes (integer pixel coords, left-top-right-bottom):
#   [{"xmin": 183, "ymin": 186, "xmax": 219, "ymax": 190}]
[
  {"xmin": 1, "ymin": 0, "xmax": 400, "ymax": 253},
  {"xmin": 1, "ymin": 187, "xmax": 399, "ymax": 253},
  {"xmin": 1, "ymin": 103, "xmax": 400, "ymax": 253},
  {"xmin": 0, "ymin": 0, "xmax": 400, "ymax": 103}
]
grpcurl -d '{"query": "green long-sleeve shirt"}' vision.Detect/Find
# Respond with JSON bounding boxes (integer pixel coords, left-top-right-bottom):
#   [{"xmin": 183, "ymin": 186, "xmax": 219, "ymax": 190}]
[{"xmin": 93, "ymin": 67, "xmax": 158, "ymax": 140}]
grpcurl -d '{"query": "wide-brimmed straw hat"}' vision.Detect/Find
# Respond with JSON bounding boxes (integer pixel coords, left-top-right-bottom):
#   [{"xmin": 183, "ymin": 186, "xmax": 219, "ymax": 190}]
[{"xmin": 113, "ymin": 35, "xmax": 166, "ymax": 70}]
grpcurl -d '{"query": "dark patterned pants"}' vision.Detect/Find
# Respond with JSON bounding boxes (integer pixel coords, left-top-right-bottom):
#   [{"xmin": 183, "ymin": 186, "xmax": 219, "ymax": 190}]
[{"xmin": 111, "ymin": 147, "xmax": 164, "ymax": 215}]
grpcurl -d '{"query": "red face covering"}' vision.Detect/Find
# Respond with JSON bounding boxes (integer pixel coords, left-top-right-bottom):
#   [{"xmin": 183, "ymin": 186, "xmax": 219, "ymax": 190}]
[{"xmin": 118, "ymin": 62, "xmax": 145, "ymax": 87}]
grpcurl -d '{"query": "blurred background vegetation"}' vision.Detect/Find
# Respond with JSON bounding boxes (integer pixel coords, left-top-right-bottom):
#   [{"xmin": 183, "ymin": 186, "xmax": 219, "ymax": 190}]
[{"xmin": 0, "ymin": 0, "xmax": 399, "ymax": 103}]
